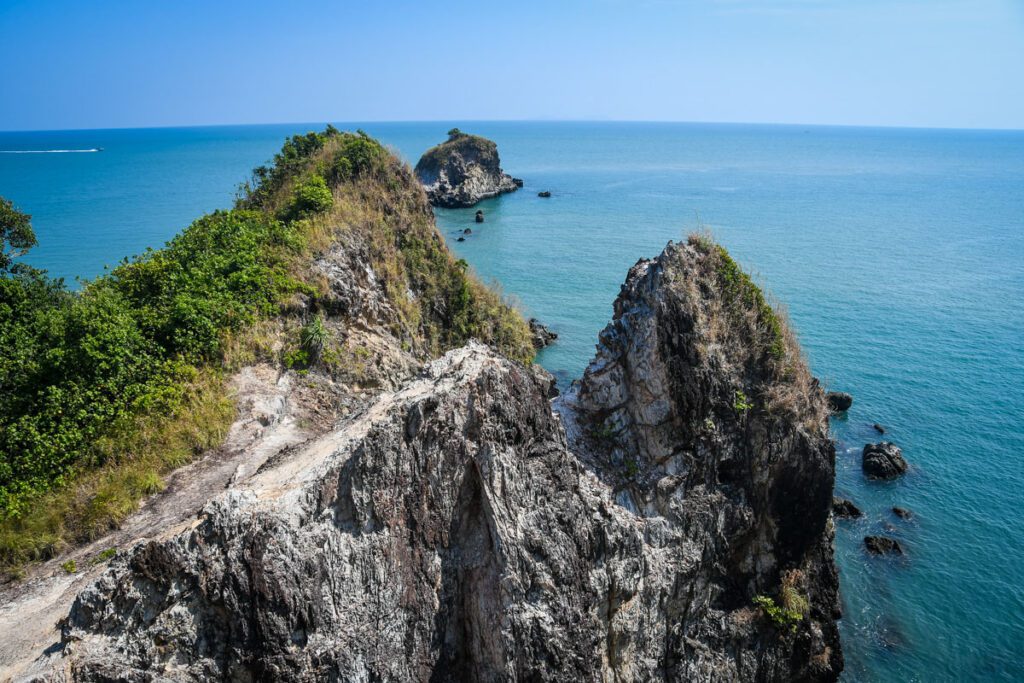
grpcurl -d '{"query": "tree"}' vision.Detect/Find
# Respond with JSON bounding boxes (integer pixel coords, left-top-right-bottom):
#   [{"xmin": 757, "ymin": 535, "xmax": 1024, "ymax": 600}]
[
  {"xmin": 0, "ymin": 197, "xmax": 36, "ymax": 273},
  {"xmin": 447, "ymin": 128, "xmax": 464, "ymax": 140}
]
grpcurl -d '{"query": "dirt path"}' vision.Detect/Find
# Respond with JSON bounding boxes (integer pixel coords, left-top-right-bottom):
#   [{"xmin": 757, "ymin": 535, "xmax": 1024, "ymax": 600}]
[{"xmin": 0, "ymin": 365, "xmax": 311, "ymax": 680}]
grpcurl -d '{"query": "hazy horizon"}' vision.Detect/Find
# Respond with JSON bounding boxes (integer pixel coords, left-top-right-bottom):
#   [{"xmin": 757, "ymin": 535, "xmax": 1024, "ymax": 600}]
[
  {"xmin": 2, "ymin": 0, "xmax": 1022, "ymax": 132},
  {"xmin": 4, "ymin": 118, "xmax": 1024, "ymax": 135}
]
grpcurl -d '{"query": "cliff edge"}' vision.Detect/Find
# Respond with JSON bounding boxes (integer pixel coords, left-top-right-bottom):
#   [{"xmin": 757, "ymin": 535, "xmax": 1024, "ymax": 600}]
[
  {"xmin": 0, "ymin": 133, "xmax": 841, "ymax": 682},
  {"xmin": 414, "ymin": 129, "xmax": 522, "ymax": 208}
]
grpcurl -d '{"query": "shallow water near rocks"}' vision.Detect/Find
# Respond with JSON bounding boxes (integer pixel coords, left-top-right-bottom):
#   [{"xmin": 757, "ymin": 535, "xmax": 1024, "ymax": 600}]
[{"xmin": 2, "ymin": 121, "xmax": 1022, "ymax": 681}]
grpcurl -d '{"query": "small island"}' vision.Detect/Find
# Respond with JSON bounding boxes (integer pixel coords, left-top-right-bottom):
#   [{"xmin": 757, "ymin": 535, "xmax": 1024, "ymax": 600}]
[{"xmin": 414, "ymin": 129, "xmax": 522, "ymax": 208}]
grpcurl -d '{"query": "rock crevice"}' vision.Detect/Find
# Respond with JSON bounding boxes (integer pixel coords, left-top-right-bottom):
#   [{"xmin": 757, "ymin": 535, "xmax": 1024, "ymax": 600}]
[{"xmin": 16, "ymin": 241, "xmax": 842, "ymax": 682}]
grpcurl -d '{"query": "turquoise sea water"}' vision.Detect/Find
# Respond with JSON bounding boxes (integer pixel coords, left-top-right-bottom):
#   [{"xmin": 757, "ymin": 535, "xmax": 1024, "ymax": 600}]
[{"xmin": 2, "ymin": 122, "xmax": 1022, "ymax": 681}]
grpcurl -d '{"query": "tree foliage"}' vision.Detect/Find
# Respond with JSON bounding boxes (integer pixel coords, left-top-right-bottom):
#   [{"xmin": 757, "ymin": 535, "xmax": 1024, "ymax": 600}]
[{"xmin": 0, "ymin": 198, "xmax": 36, "ymax": 273}]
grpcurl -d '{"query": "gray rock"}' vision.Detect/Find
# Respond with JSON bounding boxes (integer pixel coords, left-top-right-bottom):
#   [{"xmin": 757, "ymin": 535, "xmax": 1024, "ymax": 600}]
[
  {"xmin": 826, "ymin": 392, "xmax": 853, "ymax": 412},
  {"xmin": 892, "ymin": 506, "xmax": 913, "ymax": 520},
  {"xmin": 862, "ymin": 442, "xmax": 908, "ymax": 479},
  {"xmin": 833, "ymin": 497, "xmax": 863, "ymax": 518},
  {"xmin": 528, "ymin": 318, "xmax": 557, "ymax": 350},
  {"xmin": 33, "ymin": 241, "xmax": 843, "ymax": 682},
  {"xmin": 538, "ymin": 191, "xmax": 552, "ymax": 198},
  {"xmin": 475, "ymin": 210, "xmax": 484, "ymax": 223},
  {"xmin": 864, "ymin": 536, "xmax": 903, "ymax": 555},
  {"xmin": 414, "ymin": 130, "xmax": 520, "ymax": 208}
]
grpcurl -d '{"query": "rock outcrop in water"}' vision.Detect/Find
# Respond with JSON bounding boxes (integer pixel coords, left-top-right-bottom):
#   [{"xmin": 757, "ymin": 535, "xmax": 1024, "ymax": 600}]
[
  {"xmin": 2, "ymin": 146, "xmax": 842, "ymax": 682},
  {"xmin": 826, "ymin": 392, "xmax": 852, "ymax": 412},
  {"xmin": 833, "ymin": 497, "xmax": 863, "ymax": 519},
  {"xmin": 414, "ymin": 129, "xmax": 521, "ymax": 208},
  {"xmin": 862, "ymin": 442, "xmax": 907, "ymax": 479},
  {"xmin": 528, "ymin": 318, "xmax": 557, "ymax": 349}
]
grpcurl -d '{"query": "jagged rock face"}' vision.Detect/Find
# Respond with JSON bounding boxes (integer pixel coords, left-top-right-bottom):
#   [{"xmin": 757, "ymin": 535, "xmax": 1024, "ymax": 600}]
[
  {"xmin": 56, "ymin": 346, "xmax": 604, "ymax": 681},
  {"xmin": 570, "ymin": 240, "xmax": 842, "ymax": 680},
  {"xmin": 40, "ymin": 241, "xmax": 842, "ymax": 682},
  {"xmin": 414, "ymin": 133, "xmax": 521, "ymax": 208}
]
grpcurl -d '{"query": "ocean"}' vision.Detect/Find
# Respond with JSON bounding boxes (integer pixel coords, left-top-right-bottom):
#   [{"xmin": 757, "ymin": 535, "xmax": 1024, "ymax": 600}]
[{"xmin": 2, "ymin": 121, "xmax": 1022, "ymax": 681}]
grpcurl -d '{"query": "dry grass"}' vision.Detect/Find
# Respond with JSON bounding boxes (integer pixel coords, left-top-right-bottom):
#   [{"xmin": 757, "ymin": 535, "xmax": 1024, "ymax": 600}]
[
  {"xmin": 686, "ymin": 232, "xmax": 828, "ymax": 431},
  {"xmin": 0, "ymin": 371, "xmax": 233, "ymax": 577}
]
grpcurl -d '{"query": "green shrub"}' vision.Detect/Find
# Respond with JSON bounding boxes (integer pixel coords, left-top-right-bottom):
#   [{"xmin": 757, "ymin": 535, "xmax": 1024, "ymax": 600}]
[
  {"xmin": 94, "ymin": 547, "xmax": 117, "ymax": 564},
  {"xmin": 753, "ymin": 594, "xmax": 803, "ymax": 633},
  {"xmin": 283, "ymin": 175, "xmax": 333, "ymax": 221},
  {"xmin": 734, "ymin": 390, "xmax": 754, "ymax": 414},
  {"xmin": 61, "ymin": 559, "xmax": 76, "ymax": 574},
  {"xmin": 300, "ymin": 314, "xmax": 328, "ymax": 361}
]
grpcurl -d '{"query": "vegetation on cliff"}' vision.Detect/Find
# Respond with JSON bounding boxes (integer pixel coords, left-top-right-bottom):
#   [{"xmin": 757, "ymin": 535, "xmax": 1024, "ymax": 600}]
[
  {"xmin": 0, "ymin": 127, "xmax": 531, "ymax": 574},
  {"xmin": 414, "ymin": 128, "xmax": 501, "ymax": 175}
]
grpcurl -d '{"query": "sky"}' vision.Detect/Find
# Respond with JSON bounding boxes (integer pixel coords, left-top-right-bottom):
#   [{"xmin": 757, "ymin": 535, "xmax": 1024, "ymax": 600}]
[{"xmin": 1, "ymin": 0, "xmax": 1022, "ymax": 131}]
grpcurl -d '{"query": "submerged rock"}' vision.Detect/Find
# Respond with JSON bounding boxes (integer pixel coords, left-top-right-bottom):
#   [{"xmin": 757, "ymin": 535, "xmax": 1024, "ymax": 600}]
[
  {"xmin": 864, "ymin": 535, "xmax": 904, "ymax": 555},
  {"xmin": 892, "ymin": 506, "xmax": 913, "ymax": 520},
  {"xmin": 463, "ymin": 227, "xmax": 472, "ymax": 235},
  {"xmin": 475, "ymin": 210, "xmax": 484, "ymax": 223},
  {"xmin": 538, "ymin": 190, "xmax": 552, "ymax": 198},
  {"xmin": 528, "ymin": 318, "xmax": 557, "ymax": 349},
  {"xmin": 827, "ymin": 391, "xmax": 853, "ymax": 412},
  {"xmin": 873, "ymin": 423, "xmax": 886, "ymax": 434},
  {"xmin": 833, "ymin": 497, "xmax": 863, "ymax": 518},
  {"xmin": 414, "ymin": 129, "xmax": 521, "ymax": 208},
  {"xmin": 862, "ymin": 441, "xmax": 908, "ymax": 479}
]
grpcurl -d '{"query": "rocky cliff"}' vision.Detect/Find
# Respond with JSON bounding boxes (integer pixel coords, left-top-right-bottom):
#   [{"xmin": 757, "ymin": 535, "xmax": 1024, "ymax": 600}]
[
  {"xmin": 0, "ymin": 138, "xmax": 841, "ymax": 682},
  {"xmin": 414, "ymin": 129, "xmax": 522, "ymax": 208}
]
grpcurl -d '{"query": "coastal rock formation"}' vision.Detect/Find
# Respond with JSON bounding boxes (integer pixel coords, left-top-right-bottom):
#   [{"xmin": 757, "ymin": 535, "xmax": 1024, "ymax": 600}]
[
  {"xmin": 864, "ymin": 536, "xmax": 903, "ymax": 555},
  {"xmin": 826, "ymin": 392, "xmax": 853, "ymax": 412},
  {"xmin": 528, "ymin": 318, "xmax": 557, "ymax": 349},
  {"xmin": 892, "ymin": 506, "xmax": 913, "ymax": 520},
  {"xmin": 862, "ymin": 442, "xmax": 908, "ymax": 479},
  {"xmin": 3, "ymin": 144, "xmax": 842, "ymax": 681},
  {"xmin": 562, "ymin": 238, "xmax": 842, "ymax": 680},
  {"xmin": 414, "ymin": 129, "xmax": 521, "ymax": 208},
  {"xmin": 833, "ymin": 497, "xmax": 863, "ymax": 519}
]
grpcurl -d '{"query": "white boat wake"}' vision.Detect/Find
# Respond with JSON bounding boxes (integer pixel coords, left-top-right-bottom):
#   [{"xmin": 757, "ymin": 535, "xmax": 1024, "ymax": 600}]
[{"xmin": 0, "ymin": 148, "xmax": 102, "ymax": 154}]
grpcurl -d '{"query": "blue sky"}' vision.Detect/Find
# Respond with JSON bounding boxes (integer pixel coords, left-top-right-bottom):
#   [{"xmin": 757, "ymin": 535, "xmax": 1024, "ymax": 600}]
[{"xmin": 1, "ymin": 0, "xmax": 1021, "ymax": 130}]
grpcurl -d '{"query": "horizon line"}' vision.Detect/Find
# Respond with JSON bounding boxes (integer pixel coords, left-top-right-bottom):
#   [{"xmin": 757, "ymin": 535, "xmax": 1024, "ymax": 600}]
[{"xmin": 2, "ymin": 118, "xmax": 1023, "ymax": 135}]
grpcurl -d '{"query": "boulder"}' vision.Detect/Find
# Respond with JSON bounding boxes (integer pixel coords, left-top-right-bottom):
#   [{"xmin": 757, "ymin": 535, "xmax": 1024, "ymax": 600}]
[
  {"xmin": 862, "ymin": 442, "xmax": 908, "ymax": 480},
  {"xmin": 826, "ymin": 391, "xmax": 853, "ymax": 412},
  {"xmin": 538, "ymin": 191, "xmax": 552, "ymax": 198},
  {"xmin": 892, "ymin": 506, "xmax": 913, "ymax": 520},
  {"xmin": 528, "ymin": 318, "xmax": 558, "ymax": 350},
  {"xmin": 463, "ymin": 228, "xmax": 472, "ymax": 234},
  {"xmin": 864, "ymin": 536, "xmax": 904, "ymax": 555},
  {"xmin": 475, "ymin": 210, "xmax": 484, "ymax": 223},
  {"xmin": 832, "ymin": 497, "xmax": 863, "ymax": 519}
]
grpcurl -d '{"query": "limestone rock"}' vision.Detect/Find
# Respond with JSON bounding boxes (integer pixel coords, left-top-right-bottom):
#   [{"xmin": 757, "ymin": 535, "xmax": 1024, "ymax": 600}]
[
  {"xmin": 414, "ymin": 130, "xmax": 521, "ymax": 208},
  {"xmin": 24, "ymin": 240, "xmax": 843, "ymax": 682}
]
